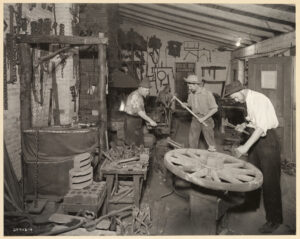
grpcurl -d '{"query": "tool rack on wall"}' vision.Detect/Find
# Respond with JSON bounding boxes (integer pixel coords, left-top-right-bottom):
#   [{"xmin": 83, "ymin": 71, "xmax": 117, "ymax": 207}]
[{"xmin": 16, "ymin": 33, "xmax": 108, "ymax": 152}]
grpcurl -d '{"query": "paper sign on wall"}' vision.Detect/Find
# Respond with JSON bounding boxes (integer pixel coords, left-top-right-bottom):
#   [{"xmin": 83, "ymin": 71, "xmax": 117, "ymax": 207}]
[{"xmin": 261, "ymin": 71, "xmax": 277, "ymax": 89}]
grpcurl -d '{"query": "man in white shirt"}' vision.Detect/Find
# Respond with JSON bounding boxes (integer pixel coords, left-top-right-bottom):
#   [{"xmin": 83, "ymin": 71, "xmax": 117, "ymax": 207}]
[{"xmin": 224, "ymin": 81, "xmax": 282, "ymax": 234}]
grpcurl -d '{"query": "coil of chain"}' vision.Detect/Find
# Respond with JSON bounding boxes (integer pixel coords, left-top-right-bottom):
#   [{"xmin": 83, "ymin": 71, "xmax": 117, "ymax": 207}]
[
  {"xmin": 33, "ymin": 72, "xmax": 41, "ymax": 206},
  {"xmin": 32, "ymin": 48, "xmax": 49, "ymax": 206}
]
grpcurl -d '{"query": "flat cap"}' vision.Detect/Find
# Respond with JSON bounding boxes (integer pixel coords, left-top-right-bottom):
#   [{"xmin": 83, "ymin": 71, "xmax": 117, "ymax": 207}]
[
  {"xmin": 184, "ymin": 75, "xmax": 201, "ymax": 84},
  {"xmin": 224, "ymin": 80, "xmax": 245, "ymax": 97}
]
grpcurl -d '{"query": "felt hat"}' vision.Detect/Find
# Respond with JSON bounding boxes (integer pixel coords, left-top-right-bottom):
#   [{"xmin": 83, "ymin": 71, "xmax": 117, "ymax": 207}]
[
  {"xmin": 184, "ymin": 75, "xmax": 201, "ymax": 84},
  {"xmin": 139, "ymin": 77, "xmax": 151, "ymax": 88},
  {"xmin": 224, "ymin": 80, "xmax": 245, "ymax": 97}
]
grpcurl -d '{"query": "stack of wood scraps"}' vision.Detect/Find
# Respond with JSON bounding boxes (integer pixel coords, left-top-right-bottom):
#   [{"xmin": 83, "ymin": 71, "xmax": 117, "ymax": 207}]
[{"xmin": 110, "ymin": 181, "xmax": 134, "ymax": 204}]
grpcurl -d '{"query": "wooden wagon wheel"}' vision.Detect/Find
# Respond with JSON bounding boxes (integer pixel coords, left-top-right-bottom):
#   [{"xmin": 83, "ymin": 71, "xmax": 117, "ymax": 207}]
[{"xmin": 164, "ymin": 148, "xmax": 263, "ymax": 192}]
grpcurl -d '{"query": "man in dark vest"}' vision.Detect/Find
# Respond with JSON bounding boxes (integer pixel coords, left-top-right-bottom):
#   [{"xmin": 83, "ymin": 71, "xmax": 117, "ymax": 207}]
[{"xmin": 124, "ymin": 77, "xmax": 157, "ymax": 146}]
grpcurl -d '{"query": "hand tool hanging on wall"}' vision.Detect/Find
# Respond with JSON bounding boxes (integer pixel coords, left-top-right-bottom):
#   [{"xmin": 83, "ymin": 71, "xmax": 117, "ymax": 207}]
[
  {"xmin": 43, "ymin": 18, "xmax": 52, "ymax": 35},
  {"xmin": 7, "ymin": 6, "xmax": 17, "ymax": 84},
  {"xmin": 31, "ymin": 49, "xmax": 44, "ymax": 106},
  {"xmin": 199, "ymin": 48, "xmax": 212, "ymax": 63},
  {"xmin": 48, "ymin": 89, "xmax": 53, "ymax": 126},
  {"xmin": 148, "ymin": 35, "xmax": 161, "ymax": 66},
  {"xmin": 167, "ymin": 41, "xmax": 182, "ymax": 58},
  {"xmin": 15, "ymin": 3, "xmax": 22, "ymax": 34},
  {"xmin": 70, "ymin": 85, "xmax": 77, "ymax": 112},
  {"xmin": 51, "ymin": 61, "xmax": 61, "ymax": 125},
  {"xmin": 4, "ymin": 42, "xmax": 8, "ymax": 110},
  {"xmin": 52, "ymin": 4, "xmax": 58, "ymax": 35}
]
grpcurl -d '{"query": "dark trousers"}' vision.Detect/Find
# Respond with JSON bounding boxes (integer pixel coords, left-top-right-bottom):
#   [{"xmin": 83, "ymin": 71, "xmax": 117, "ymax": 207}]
[
  {"xmin": 245, "ymin": 128, "xmax": 283, "ymax": 224},
  {"xmin": 124, "ymin": 114, "xmax": 143, "ymax": 146},
  {"xmin": 189, "ymin": 117, "xmax": 215, "ymax": 148}
]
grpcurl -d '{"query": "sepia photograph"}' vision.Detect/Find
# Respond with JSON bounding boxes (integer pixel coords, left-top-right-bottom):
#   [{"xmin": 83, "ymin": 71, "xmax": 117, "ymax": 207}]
[{"xmin": 2, "ymin": 2, "xmax": 296, "ymax": 236}]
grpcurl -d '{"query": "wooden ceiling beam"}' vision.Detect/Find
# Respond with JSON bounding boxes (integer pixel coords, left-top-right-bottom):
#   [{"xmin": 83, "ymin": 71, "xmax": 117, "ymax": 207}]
[
  {"xmin": 218, "ymin": 4, "xmax": 295, "ymax": 23},
  {"xmin": 120, "ymin": 5, "xmax": 261, "ymax": 43},
  {"xmin": 122, "ymin": 17, "xmax": 235, "ymax": 50},
  {"xmin": 16, "ymin": 34, "xmax": 108, "ymax": 45},
  {"xmin": 120, "ymin": 8, "xmax": 250, "ymax": 46},
  {"xmin": 232, "ymin": 31, "xmax": 295, "ymax": 59},
  {"xmin": 133, "ymin": 4, "xmax": 274, "ymax": 38},
  {"xmin": 172, "ymin": 4, "xmax": 294, "ymax": 33},
  {"xmin": 121, "ymin": 15, "xmax": 238, "ymax": 49}
]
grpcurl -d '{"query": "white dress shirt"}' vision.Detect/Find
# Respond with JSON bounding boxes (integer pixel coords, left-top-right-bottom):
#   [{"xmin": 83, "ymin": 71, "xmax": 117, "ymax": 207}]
[{"xmin": 245, "ymin": 90, "xmax": 279, "ymax": 137}]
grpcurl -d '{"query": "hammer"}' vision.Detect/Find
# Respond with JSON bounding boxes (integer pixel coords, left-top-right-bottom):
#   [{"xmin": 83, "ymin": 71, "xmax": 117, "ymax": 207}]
[
  {"xmin": 171, "ymin": 95, "xmax": 208, "ymax": 126},
  {"xmin": 223, "ymin": 118, "xmax": 250, "ymax": 135}
]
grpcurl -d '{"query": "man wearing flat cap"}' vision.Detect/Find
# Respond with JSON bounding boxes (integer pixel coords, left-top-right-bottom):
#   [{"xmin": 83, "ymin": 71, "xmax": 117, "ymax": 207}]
[
  {"xmin": 225, "ymin": 81, "xmax": 282, "ymax": 234},
  {"xmin": 184, "ymin": 74, "xmax": 218, "ymax": 152},
  {"xmin": 124, "ymin": 77, "xmax": 157, "ymax": 146}
]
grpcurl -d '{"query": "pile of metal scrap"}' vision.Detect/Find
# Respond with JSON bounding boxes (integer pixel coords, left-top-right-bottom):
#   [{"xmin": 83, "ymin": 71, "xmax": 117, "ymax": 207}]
[
  {"xmin": 46, "ymin": 205, "xmax": 133, "ymax": 235},
  {"xmin": 103, "ymin": 143, "xmax": 149, "ymax": 162},
  {"xmin": 121, "ymin": 204, "xmax": 152, "ymax": 235}
]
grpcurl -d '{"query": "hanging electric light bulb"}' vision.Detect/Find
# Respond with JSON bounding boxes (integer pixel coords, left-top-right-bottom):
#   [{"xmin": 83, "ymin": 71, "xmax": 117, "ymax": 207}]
[{"xmin": 236, "ymin": 38, "xmax": 242, "ymax": 47}]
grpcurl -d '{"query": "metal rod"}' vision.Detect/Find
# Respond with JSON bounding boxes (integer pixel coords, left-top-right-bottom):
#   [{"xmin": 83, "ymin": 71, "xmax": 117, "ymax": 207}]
[{"xmin": 173, "ymin": 96, "xmax": 208, "ymax": 126}]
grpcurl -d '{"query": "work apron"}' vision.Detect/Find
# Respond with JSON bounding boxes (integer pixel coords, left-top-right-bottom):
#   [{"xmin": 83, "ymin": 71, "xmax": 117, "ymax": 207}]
[{"xmin": 124, "ymin": 114, "xmax": 143, "ymax": 146}]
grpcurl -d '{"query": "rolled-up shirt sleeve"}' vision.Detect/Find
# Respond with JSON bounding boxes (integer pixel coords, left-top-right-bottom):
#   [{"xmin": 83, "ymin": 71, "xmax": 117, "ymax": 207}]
[{"xmin": 207, "ymin": 92, "xmax": 218, "ymax": 110}]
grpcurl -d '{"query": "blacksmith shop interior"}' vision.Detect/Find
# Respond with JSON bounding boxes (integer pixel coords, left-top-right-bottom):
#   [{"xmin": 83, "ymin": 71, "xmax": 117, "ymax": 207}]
[{"xmin": 3, "ymin": 3, "xmax": 296, "ymax": 236}]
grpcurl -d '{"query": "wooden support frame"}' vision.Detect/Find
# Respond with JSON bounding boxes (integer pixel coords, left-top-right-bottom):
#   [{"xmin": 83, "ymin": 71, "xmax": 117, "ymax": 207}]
[
  {"xmin": 17, "ymin": 33, "xmax": 108, "ymax": 151},
  {"xmin": 16, "ymin": 34, "xmax": 108, "ymax": 45},
  {"xmin": 98, "ymin": 36, "xmax": 108, "ymax": 151}
]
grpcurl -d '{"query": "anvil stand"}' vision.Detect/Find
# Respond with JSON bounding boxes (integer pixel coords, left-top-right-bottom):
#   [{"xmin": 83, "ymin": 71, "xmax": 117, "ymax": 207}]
[{"xmin": 172, "ymin": 177, "xmax": 237, "ymax": 235}]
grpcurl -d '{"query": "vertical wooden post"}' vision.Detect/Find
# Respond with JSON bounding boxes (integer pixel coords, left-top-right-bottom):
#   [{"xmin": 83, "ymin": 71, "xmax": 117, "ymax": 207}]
[
  {"xmin": 19, "ymin": 43, "xmax": 32, "ymax": 131},
  {"xmin": 98, "ymin": 36, "xmax": 107, "ymax": 151},
  {"xmin": 19, "ymin": 43, "xmax": 32, "ymax": 206}
]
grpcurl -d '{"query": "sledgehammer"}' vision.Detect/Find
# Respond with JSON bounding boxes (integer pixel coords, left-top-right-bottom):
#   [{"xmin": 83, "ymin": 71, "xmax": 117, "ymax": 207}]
[{"xmin": 171, "ymin": 95, "xmax": 208, "ymax": 126}]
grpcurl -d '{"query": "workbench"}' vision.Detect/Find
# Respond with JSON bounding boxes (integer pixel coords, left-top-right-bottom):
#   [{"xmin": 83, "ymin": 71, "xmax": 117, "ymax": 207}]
[{"xmin": 99, "ymin": 155, "xmax": 149, "ymax": 211}]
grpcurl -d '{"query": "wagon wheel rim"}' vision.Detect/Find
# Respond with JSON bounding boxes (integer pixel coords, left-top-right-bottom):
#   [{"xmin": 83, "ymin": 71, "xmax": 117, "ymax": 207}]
[{"xmin": 164, "ymin": 148, "xmax": 263, "ymax": 192}]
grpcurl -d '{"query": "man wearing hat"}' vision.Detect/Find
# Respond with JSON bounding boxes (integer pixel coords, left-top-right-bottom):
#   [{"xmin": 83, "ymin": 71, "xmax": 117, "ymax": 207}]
[
  {"xmin": 224, "ymin": 80, "xmax": 282, "ymax": 233},
  {"xmin": 124, "ymin": 77, "xmax": 157, "ymax": 146},
  {"xmin": 184, "ymin": 74, "xmax": 218, "ymax": 151}
]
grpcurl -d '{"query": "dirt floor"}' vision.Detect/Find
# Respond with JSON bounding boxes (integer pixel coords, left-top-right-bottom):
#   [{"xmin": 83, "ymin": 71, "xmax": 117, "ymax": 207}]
[
  {"xmin": 10, "ymin": 117, "xmax": 295, "ymax": 236},
  {"xmin": 141, "ymin": 164, "xmax": 296, "ymax": 235},
  {"xmin": 141, "ymin": 117, "xmax": 296, "ymax": 235}
]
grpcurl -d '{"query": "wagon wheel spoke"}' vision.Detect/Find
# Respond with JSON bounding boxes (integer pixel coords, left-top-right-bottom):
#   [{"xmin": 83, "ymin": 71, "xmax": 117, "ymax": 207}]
[
  {"xmin": 185, "ymin": 151, "xmax": 207, "ymax": 163},
  {"xmin": 223, "ymin": 157, "xmax": 238, "ymax": 163},
  {"xmin": 188, "ymin": 168, "xmax": 208, "ymax": 179},
  {"xmin": 222, "ymin": 167, "xmax": 256, "ymax": 176},
  {"xmin": 169, "ymin": 155, "xmax": 193, "ymax": 168},
  {"xmin": 235, "ymin": 174, "xmax": 255, "ymax": 182},
  {"xmin": 172, "ymin": 152, "xmax": 198, "ymax": 164},
  {"xmin": 182, "ymin": 165, "xmax": 202, "ymax": 173},
  {"xmin": 218, "ymin": 171, "xmax": 242, "ymax": 184},
  {"xmin": 223, "ymin": 162, "xmax": 245, "ymax": 168},
  {"xmin": 211, "ymin": 170, "xmax": 221, "ymax": 182}
]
